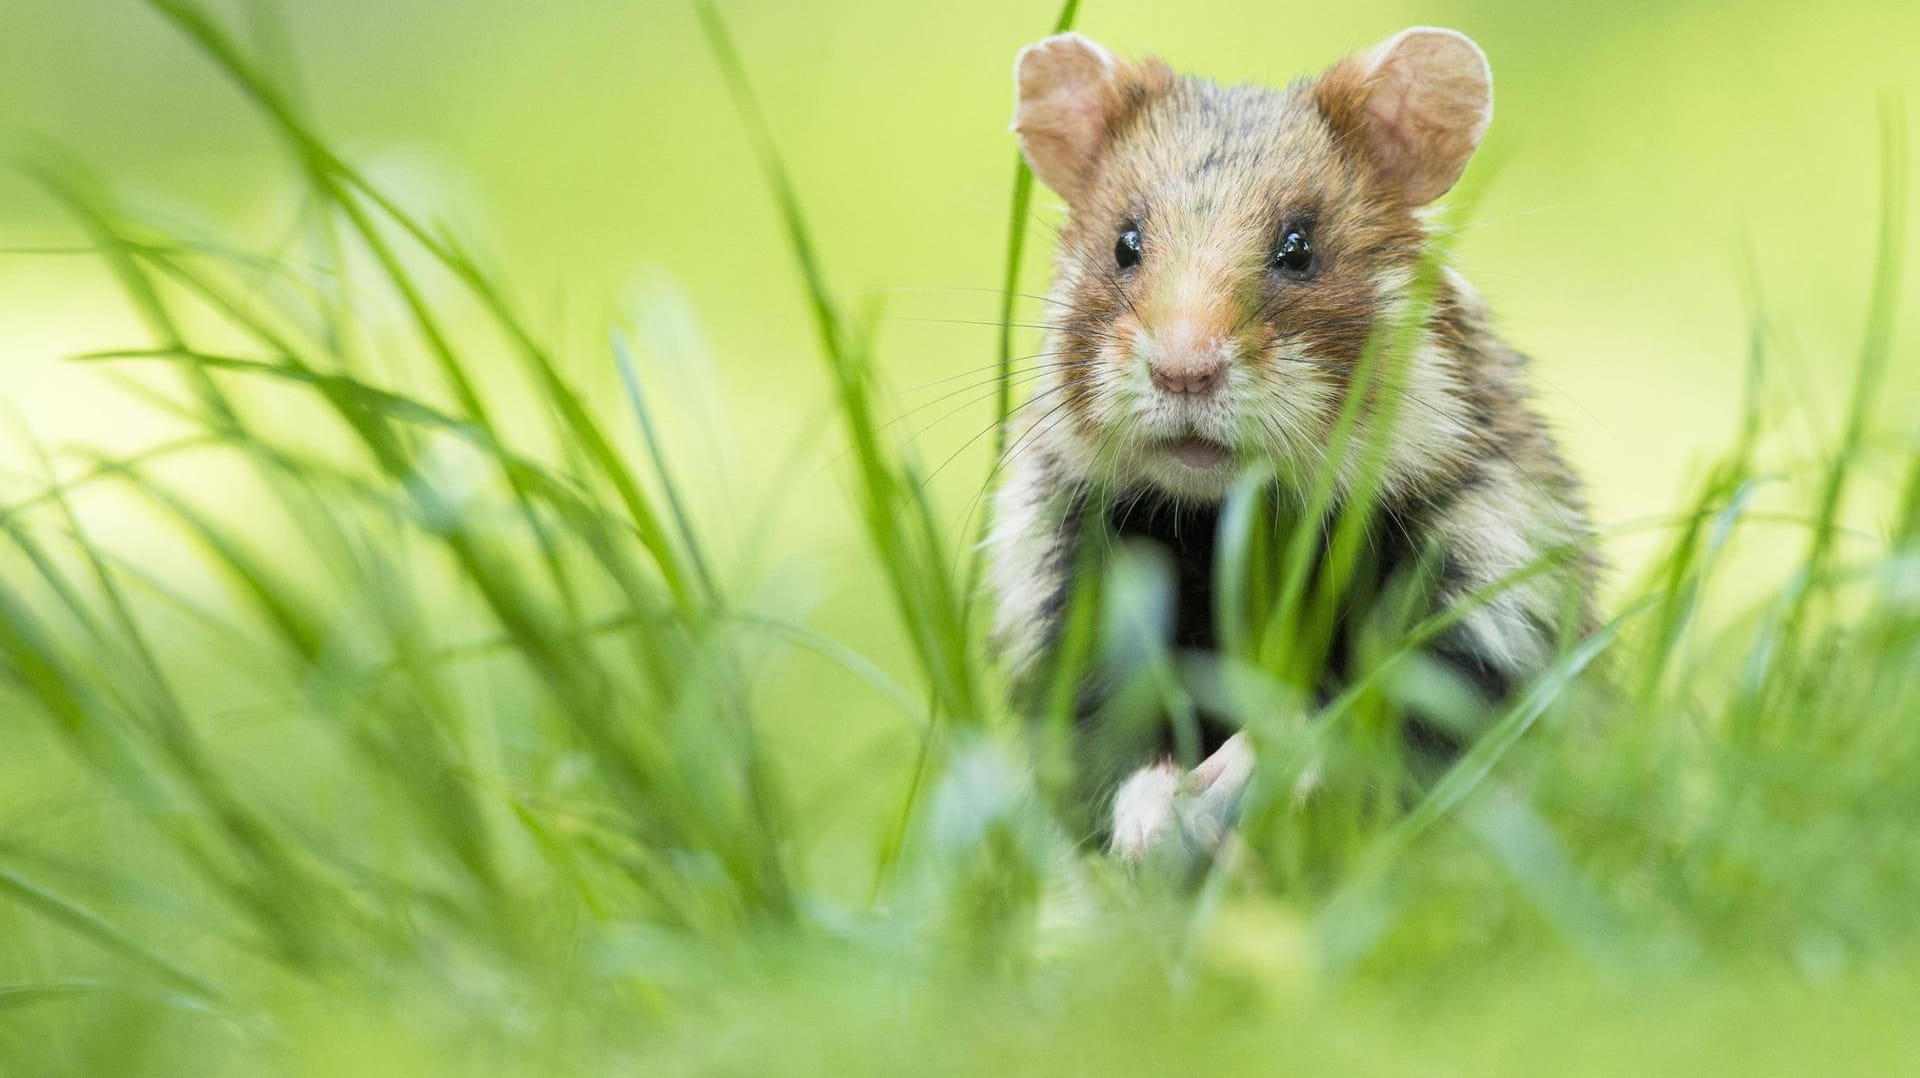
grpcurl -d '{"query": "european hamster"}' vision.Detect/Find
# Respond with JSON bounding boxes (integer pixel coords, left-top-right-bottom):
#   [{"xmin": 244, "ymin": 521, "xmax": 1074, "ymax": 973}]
[{"xmin": 984, "ymin": 28, "xmax": 1597, "ymax": 861}]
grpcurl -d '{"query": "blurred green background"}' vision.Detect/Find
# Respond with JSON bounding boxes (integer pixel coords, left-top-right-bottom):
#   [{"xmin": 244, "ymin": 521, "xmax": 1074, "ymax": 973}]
[
  {"xmin": 0, "ymin": 2, "xmax": 1916, "ymax": 1070},
  {"xmin": 5, "ymin": 0, "xmax": 1914, "ymax": 816},
  {"xmin": 5, "ymin": 0, "xmax": 1917, "ymax": 528},
  {"xmin": 7, "ymin": 0, "xmax": 1915, "ymax": 715}
]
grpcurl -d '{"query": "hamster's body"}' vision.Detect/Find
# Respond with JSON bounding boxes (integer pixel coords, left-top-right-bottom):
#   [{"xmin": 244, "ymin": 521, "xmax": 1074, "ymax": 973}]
[{"xmin": 984, "ymin": 29, "xmax": 1597, "ymax": 859}]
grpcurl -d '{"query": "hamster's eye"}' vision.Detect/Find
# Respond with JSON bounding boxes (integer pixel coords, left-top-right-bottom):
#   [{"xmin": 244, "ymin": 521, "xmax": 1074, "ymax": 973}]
[
  {"xmin": 1114, "ymin": 228, "xmax": 1143, "ymax": 270},
  {"xmin": 1273, "ymin": 229, "xmax": 1313, "ymax": 275}
]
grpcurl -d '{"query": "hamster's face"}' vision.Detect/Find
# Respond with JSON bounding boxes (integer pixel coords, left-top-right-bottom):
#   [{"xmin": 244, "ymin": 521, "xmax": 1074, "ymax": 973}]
[
  {"xmin": 1011, "ymin": 30, "xmax": 1492, "ymax": 500},
  {"xmin": 1048, "ymin": 83, "xmax": 1422, "ymax": 499}
]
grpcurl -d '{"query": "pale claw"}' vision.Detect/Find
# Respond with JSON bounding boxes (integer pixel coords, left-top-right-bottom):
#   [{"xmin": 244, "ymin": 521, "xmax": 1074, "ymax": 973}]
[
  {"xmin": 1179, "ymin": 732, "xmax": 1253, "ymax": 850},
  {"xmin": 1108, "ymin": 733, "xmax": 1255, "ymax": 865}
]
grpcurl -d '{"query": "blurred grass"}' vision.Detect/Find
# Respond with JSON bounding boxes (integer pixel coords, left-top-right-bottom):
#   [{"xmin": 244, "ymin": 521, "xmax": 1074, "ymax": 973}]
[{"xmin": 0, "ymin": 0, "xmax": 1916, "ymax": 1074}]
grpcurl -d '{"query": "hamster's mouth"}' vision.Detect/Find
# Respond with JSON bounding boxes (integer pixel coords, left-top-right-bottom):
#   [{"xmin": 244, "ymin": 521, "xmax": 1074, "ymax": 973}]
[{"xmin": 1156, "ymin": 435, "xmax": 1233, "ymax": 472}]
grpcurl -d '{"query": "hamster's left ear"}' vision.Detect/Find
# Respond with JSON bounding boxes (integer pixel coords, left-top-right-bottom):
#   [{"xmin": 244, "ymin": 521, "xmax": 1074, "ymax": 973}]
[{"xmin": 1315, "ymin": 28, "xmax": 1493, "ymax": 205}]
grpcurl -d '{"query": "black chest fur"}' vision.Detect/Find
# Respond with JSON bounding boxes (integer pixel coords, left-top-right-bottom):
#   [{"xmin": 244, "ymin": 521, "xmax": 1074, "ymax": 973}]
[
  {"xmin": 1104, "ymin": 497, "xmax": 1229, "ymax": 656},
  {"xmin": 1094, "ymin": 490, "xmax": 1491, "ymax": 761}
]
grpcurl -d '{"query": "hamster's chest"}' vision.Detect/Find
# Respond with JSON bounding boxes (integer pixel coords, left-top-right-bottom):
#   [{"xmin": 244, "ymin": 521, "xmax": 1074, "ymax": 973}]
[
  {"xmin": 1098, "ymin": 491, "xmax": 1432, "ymax": 748},
  {"xmin": 1104, "ymin": 497, "xmax": 1224, "ymax": 655}
]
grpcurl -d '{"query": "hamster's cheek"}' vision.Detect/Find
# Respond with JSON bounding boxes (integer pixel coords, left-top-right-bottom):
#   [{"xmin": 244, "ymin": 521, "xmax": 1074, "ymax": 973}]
[{"xmin": 1237, "ymin": 347, "xmax": 1345, "ymax": 466}]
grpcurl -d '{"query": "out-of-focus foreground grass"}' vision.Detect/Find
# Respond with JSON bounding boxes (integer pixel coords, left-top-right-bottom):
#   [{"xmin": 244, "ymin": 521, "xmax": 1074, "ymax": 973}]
[{"xmin": 0, "ymin": 1, "xmax": 1917, "ymax": 1073}]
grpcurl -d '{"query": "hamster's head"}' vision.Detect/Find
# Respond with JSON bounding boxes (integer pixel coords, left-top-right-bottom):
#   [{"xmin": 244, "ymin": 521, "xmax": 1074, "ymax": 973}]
[{"xmin": 1011, "ymin": 28, "xmax": 1492, "ymax": 501}]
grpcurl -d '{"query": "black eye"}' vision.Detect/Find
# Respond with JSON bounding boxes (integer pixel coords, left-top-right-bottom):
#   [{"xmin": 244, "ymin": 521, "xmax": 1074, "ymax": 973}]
[
  {"xmin": 1273, "ymin": 229, "xmax": 1312, "ymax": 274},
  {"xmin": 1114, "ymin": 228, "xmax": 1142, "ymax": 270}
]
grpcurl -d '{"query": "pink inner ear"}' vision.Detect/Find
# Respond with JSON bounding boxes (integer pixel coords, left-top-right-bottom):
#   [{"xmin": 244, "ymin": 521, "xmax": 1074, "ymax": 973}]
[
  {"xmin": 1014, "ymin": 35, "xmax": 1118, "ymax": 201},
  {"xmin": 1361, "ymin": 30, "xmax": 1491, "ymax": 205}
]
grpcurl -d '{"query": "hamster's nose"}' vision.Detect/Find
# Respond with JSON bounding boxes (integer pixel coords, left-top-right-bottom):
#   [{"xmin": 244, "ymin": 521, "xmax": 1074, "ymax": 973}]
[
  {"xmin": 1150, "ymin": 360, "xmax": 1224, "ymax": 396},
  {"xmin": 1149, "ymin": 319, "xmax": 1228, "ymax": 397}
]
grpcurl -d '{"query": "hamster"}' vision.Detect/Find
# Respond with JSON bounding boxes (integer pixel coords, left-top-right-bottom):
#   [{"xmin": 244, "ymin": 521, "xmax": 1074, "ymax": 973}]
[{"xmin": 984, "ymin": 28, "xmax": 1598, "ymax": 862}]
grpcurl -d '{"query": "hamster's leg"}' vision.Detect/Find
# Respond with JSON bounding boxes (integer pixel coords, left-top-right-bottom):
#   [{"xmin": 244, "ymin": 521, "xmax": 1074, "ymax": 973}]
[{"xmin": 1109, "ymin": 733, "xmax": 1255, "ymax": 864}]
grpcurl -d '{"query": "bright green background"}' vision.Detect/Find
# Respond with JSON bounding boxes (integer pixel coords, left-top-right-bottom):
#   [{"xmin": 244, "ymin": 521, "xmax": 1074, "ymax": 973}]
[
  {"xmin": 5, "ymin": 0, "xmax": 1917, "ymax": 535},
  {"xmin": 5, "ymin": 0, "xmax": 1914, "ymax": 807},
  {"xmin": 0, "ymin": 3, "xmax": 1916, "ymax": 1071}
]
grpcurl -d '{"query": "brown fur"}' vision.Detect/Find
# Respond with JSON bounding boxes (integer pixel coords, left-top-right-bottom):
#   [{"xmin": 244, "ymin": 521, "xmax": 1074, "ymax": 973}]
[
  {"xmin": 1042, "ymin": 69, "xmax": 1439, "ymax": 448},
  {"xmin": 985, "ymin": 31, "xmax": 1599, "ymax": 852}
]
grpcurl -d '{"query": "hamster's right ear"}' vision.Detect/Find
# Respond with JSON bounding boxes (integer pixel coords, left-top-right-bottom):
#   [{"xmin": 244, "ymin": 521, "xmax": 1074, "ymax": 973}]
[{"xmin": 1012, "ymin": 33, "xmax": 1162, "ymax": 203}]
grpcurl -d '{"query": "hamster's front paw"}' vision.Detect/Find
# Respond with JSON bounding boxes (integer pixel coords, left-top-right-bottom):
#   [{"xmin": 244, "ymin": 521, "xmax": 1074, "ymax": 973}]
[
  {"xmin": 1108, "ymin": 760, "xmax": 1182, "ymax": 863},
  {"xmin": 1108, "ymin": 734, "xmax": 1256, "ymax": 866},
  {"xmin": 1178, "ymin": 733, "xmax": 1253, "ymax": 849}
]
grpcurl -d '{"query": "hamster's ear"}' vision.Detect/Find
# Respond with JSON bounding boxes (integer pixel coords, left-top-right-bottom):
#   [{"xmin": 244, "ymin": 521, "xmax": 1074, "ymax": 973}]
[
  {"xmin": 1314, "ymin": 27, "xmax": 1492, "ymax": 205},
  {"xmin": 1013, "ymin": 33, "xmax": 1159, "ymax": 203}
]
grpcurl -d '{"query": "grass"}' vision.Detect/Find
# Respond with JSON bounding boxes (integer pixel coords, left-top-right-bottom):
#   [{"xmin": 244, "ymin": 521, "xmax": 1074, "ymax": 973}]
[{"xmin": 0, "ymin": 1, "xmax": 1917, "ymax": 1073}]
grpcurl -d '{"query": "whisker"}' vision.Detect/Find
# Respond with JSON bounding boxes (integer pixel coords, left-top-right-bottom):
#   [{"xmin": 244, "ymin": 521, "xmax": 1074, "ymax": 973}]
[
  {"xmin": 896, "ymin": 361, "xmax": 1082, "ymax": 408},
  {"xmin": 895, "ymin": 349, "xmax": 1082, "ymax": 394},
  {"xmin": 884, "ymin": 316, "xmax": 1123, "ymax": 344},
  {"xmin": 884, "ymin": 364, "xmax": 1080, "ymax": 443},
  {"xmin": 1027, "ymin": 211, "xmax": 1067, "ymax": 243},
  {"xmin": 813, "ymin": 364, "xmax": 1085, "ymax": 481},
  {"xmin": 947, "ymin": 387, "xmax": 1090, "ymax": 558},
  {"xmin": 930, "ymin": 381, "xmax": 1082, "ymax": 499},
  {"xmin": 869, "ymin": 285, "xmax": 1106, "ymax": 320},
  {"xmin": 1095, "ymin": 262, "xmax": 1147, "ymax": 331}
]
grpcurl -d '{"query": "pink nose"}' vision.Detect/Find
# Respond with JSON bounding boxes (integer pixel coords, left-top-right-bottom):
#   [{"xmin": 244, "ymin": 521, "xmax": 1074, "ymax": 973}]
[
  {"xmin": 1150, "ymin": 319, "xmax": 1228, "ymax": 396},
  {"xmin": 1150, "ymin": 359, "xmax": 1226, "ymax": 396}
]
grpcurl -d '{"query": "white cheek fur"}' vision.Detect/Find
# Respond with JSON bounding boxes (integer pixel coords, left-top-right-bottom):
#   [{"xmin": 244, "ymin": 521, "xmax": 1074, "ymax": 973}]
[
  {"xmin": 1031, "ymin": 332, "xmax": 1344, "ymax": 501},
  {"xmin": 1021, "ymin": 259, "xmax": 1487, "ymax": 508}
]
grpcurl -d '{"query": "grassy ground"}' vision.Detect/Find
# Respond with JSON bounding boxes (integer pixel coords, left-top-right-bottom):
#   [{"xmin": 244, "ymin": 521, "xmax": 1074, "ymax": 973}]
[{"xmin": 1, "ymin": 2, "xmax": 1918, "ymax": 1073}]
